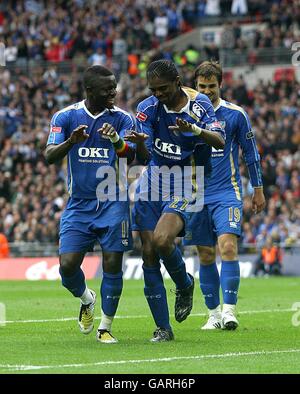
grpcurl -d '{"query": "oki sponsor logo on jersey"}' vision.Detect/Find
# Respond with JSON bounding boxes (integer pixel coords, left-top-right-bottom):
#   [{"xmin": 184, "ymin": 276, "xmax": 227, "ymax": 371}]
[
  {"xmin": 212, "ymin": 146, "xmax": 224, "ymax": 153},
  {"xmin": 192, "ymin": 102, "xmax": 204, "ymax": 118},
  {"xmin": 136, "ymin": 111, "xmax": 148, "ymax": 122},
  {"xmin": 78, "ymin": 147, "xmax": 109, "ymax": 158},
  {"xmin": 50, "ymin": 126, "xmax": 62, "ymax": 133},
  {"xmin": 154, "ymin": 138, "xmax": 181, "ymax": 155}
]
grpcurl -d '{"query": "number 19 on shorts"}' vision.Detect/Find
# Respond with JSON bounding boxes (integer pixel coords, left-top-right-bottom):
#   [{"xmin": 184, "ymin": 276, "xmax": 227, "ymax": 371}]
[{"xmin": 228, "ymin": 207, "xmax": 240, "ymax": 223}]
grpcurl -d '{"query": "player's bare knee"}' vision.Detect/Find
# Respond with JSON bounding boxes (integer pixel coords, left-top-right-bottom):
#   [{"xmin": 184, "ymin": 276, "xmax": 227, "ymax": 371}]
[
  {"xmin": 59, "ymin": 254, "xmax": 79, "ymax": 276},
  {"xmin": 220, "ymin": 241, "xmax": 237, "ymax": 261},
  {"xmin": 197, "ymin": 246, "xmax": 215, "ymax": 265},
  {"xmin": 142, "ymin": 247, "xmax": 158, "ymax": 267},
  {"xmin": 153, "ymin": 231, "xmax": 173, "ymax": 255},
  {"xmin": 102, "ymin": 252, "xmax": 123, "ymax": 274}
]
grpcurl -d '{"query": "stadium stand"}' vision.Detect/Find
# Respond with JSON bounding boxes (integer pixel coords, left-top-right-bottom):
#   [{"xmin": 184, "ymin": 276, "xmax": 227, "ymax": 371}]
[{"xmin": 0, "ymin": 0, "xmax": 299, "ymax": 258}]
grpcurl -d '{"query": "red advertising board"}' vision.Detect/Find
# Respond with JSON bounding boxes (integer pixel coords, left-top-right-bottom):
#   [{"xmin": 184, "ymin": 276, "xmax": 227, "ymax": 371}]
[{"xmin": 0, "ymin": 256, "xmax": 100, "ymax": 280}]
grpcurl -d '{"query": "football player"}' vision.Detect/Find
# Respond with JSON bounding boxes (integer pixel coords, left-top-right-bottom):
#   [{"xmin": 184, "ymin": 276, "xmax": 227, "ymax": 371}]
[
  {"xmin": 45, "ymin": 65, "xmax": 136, "ymax": 343},
  {"xmin": 184, "ymin": 61, "xmax": 265, "ymax": 330},
  {"xmin": 125, "ymin": 60, "xmax": 225, "ymax": 341}
]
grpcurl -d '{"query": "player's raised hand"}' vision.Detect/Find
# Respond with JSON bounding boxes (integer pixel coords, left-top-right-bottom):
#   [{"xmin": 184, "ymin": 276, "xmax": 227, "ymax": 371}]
[
  {"xmin": 124, "ymin": 130, "xmax": 149, "ymax": 144},
  {"xmin": 98, "ymin": 123, "xmax": 117, "ymax": 139},
  {"xmin": 69, "ymin": 125, "xmax": 89, "ymax": 144},
  {"xmin": 252, "ymin": 187, "xmax": 266, "ymax": 214},
  {"xmin": 168, "ymin": 118, "xmax": 193, "ymax": 133}
]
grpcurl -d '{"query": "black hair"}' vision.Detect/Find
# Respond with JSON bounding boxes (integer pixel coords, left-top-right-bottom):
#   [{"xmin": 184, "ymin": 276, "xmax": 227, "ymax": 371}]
[
  {"xmin": 83, "ymin": 65, "xmax": 113, "ymax": 88},
  {"xmin": 147, "ymin": 60, "xmax": 179, "ymax": 82}
]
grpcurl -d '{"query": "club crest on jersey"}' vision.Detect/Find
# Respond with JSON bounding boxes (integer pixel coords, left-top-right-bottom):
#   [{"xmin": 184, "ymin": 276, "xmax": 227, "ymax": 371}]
[
  {"xmin": 136, "ymin": 111, "xmax": 147, "ymax": 122},
  {"xmin": 207, "ymin": 121, "xmax": 223, "ymax": 130},
  {"xmin": 50, "ymin": 126, "xmax": 62, "ymax": 133},
  {"xmin": 192, "ymin": 103, "xmax": 204, "ymax": 118}
]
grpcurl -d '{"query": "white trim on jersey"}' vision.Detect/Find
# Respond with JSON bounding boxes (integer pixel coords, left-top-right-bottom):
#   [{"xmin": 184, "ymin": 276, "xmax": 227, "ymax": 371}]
[
  {"xmin": 139, "ymin": 100, "xmax": 159, "ymax": 114},
  {"xmin": 251, "ymin": 138, "xmax": 260, "ymax": 161},
  {"xmin": 111, "ymin": 106, "xmax": 135, "ymax": 129},
  {"xmin": 112, "ymin": 106, "xmax": 133, "ymax": 118},
  {"xmin": 220, "ymin": 98, "xmax": 260, "ymax": 161},
  {"xmin": 52, "ymin": 101, "xmax": 82, "ymax": 124},
  {"xmin": 214, "ymin": 98, "xmax": 225, "ymax": 112},
  {"xmin": 221, "ymin": 99, "xmax": 250, "ymax": 128},
  {"xmin": 68, "ymin": 154, "xmax": 73, "ymax": 196},
  {"xmin": 82, "ymin": 100, "xmax": 108, "ymax": 119},
  {"xmin": 163, "ymin": 90, "xmax": 190, "ymax": 114}
]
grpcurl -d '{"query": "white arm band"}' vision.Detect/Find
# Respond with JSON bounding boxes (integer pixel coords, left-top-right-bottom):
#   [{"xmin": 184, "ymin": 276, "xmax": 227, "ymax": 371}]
[
  {"xmin": 109, "ymin": 133, "xmax": 120, "ymax": 143},
  {"xmin": 191, "ymin": 124, "xmax": 203, "ymax": 136}
]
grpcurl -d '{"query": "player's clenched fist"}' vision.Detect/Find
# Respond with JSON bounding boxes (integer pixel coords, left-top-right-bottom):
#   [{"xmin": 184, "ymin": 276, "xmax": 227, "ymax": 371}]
[
  {"xmin": 98, "ymin": 123, "xmax": 117, "ymax": 139},
  {"xmin": 69, "ymin": 125, "xmax": 89, "ymax": 144}
]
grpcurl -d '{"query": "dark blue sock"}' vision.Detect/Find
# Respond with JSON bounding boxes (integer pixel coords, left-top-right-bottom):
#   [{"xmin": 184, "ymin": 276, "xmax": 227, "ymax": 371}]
[
  {"xmin": 101, "ymin": 271, "xmax": 123, "ymax": 316},
  {"xmin": 220, "ymin": 261, "xmax": 240, "ymax": 304},
  {"xmin": 199, "ymin": 263, "xmax": 220, "ymax": 310},
  {"xmin": 59, "ymin": 267, "xmax": 86, "ymax": 297},
  {"xmin": 143, "ymin": 264, "xmax": 171, "ymax": 330},
  {"xmin": 160, "ymin": 246, "xmax": 191, "ymax": 290}
]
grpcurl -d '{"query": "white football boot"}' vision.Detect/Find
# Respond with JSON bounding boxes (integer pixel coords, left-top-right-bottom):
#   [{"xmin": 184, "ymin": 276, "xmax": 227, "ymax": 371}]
[
  {"xmin": 222, "ymin": 304, "xmax": 239, "ymax": 330},
  {"xmin": 201, "ymin": 305, "xmax": 222, "ymax": 330}
]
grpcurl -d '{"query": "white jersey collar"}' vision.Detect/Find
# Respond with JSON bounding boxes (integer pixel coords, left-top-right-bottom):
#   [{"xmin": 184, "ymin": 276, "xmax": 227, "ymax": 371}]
[
  {"xmin": 163, "ymin": 90, "xmax": 190, "ymax": 114},
  {"xmin": 214, "ymin": 98, "xmax": 225, "ymax": 112},
  {"xmin": 82, "ymin": 100, "xmax": 109, "ymax": 119}
]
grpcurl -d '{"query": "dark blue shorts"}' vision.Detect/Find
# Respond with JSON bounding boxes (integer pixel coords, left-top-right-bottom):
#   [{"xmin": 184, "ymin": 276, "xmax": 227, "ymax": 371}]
[
  {"xmin": 59, "ymin": 198, "xmax": 132, "ymax": 254},
  {"xmin": 184, "ymin": 200, "xmax": 243, "ymax": 246},
  {"xmin": 132, "ymin": 196, "xmax": 191, "ymax": 237}
]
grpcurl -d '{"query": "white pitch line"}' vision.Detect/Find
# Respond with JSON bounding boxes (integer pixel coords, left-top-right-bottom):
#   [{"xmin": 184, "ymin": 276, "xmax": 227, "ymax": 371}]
[
  {"xmin": 1, "ymin": 349, "xmax": 300, "ymax": 372},
  {"xmin": 3, "ymin": 308, "xmax": 293, "ymax": 324}
]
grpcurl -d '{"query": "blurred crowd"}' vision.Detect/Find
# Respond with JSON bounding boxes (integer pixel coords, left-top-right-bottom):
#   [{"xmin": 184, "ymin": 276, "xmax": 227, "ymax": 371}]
[
  {"xmin": 1, "ymin": 61, "xmax": 299, "ymax": 250},
  {"xmin": 0, "ymin": 0, "xmax": 299, "ymax": 252},
  {"xmin": 225, "ymin": 77, "xmax": 300, "ymax": 249},
  {"xmin": 1, "ymin": 0, "xmax": 299, "ymax": 72}
]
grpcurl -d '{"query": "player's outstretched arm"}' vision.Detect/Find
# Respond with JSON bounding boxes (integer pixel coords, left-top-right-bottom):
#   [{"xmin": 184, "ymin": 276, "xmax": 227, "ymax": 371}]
[
  {"xmin": 44, "ymin": 125, "xmax": 89, "ymax": 164},
  {"xmin": 168, "ymin": 118, "xmax": 225, "ymax": 149},
  {"xmin": 98, "ymin": 123, "xmax": 135, "ymax": 164},
  {"xmin": 124, "ymin": 130, "xmax": 150, "ymax": 165}
]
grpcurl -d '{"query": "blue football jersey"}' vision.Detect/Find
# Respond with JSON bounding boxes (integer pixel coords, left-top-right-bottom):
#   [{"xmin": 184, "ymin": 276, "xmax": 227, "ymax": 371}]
[
  {"xmin": 47, "ymin": 100, "xmax": 135, "ymax": 199},
  {"xmin": 135, "ymin": 87, "xmax": 225, "ymax": 198},
  {"xmin": 205, "ymin": 99, "xmax": 261, "ymax": 204}
]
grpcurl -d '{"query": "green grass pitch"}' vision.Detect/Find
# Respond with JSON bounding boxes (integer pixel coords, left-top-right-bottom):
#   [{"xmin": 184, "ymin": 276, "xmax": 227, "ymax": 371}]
[{"xmin": 0, "ymin": 277, "xmax": 300, "ymax": 374}]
